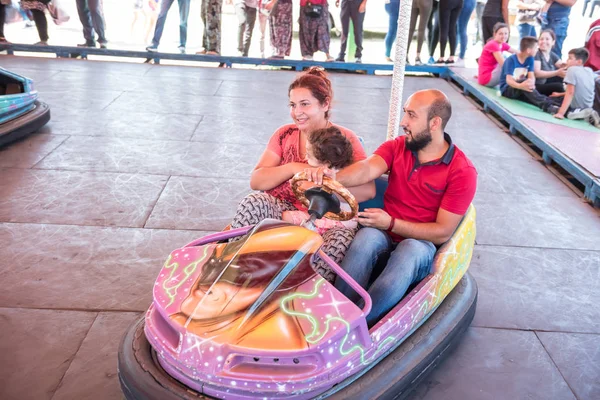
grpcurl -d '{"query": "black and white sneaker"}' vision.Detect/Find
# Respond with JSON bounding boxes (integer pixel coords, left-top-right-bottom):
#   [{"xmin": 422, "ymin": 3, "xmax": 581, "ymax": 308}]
[
  {"xmin": 567, "ymin": 108, "xmax": 593, "ymax": 120},
  {"xmin": 588, "ymin": 110, "xmax": 600, "ymax": 128},
  {"xmin": 567, "ymin": 108, "xmax": 600, "ymax": 128}
]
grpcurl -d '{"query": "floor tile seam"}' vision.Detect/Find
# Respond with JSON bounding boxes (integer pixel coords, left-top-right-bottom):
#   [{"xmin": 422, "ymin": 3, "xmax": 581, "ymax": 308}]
[
  {"xmin": 19, "ymin": 164, "xmax": 172, "ymax": 178},
  {"xmin": 212, "ymin": 80, "xmax": 225, "ymax": 97},
  {"xmin": 21, "ymin": 132, "xmax": 318, "ymax": 152},
  {"xmin": 34, "ymin": 133, "xmax": 202, "ymax": 144},
  {"xmin": 26, "ymin": 166, "xmax": 253, "ymax": 182},
  {"xmin": 36, "ymin": 132, "xmax": 264, "ymax": 147},
  {"xmin": 533, "ymin": 330, "xmax": 581, "ymax": 400},
  {"xmin": 472, "ymin": 243, "xmax": 600, "ymax": 254},
  {"xmin": 188, "ymin": 115, "xmax": 205, "ymax": 141},
  {"xmin": 49, "ymin": 311, "xmax": 99, "ymax": 400},
  {"xmin": 28, "ymin": 135, "xmax": 72, "ymax": 169},
  {"xmin": 0, "ymin": 218, "xmax": 220, "ymax": 231},
  {"xmin": 0, "ymin": 220, "xmax": 216, "ymax": 234},
  {"xmin": 470, "ymin": 325, "xmax": 600, "ymax": 336},
  {"xmin": 32, "ymin": 70, "xmax": 63, "ymax": 85},
  {"xmin": 143, "ymin": 175, "xmax": 172, "ymax": 229},
  {"xmin": 0, "ymin": 305, "xmax": 146, "ymax": 314},
  {"xmin": 100, "ymin": 90, "xmax": 127, "ymax": 112},
  {"xmin": 474, "ymin": 188, "xmax": 578, "ymax": 198}
]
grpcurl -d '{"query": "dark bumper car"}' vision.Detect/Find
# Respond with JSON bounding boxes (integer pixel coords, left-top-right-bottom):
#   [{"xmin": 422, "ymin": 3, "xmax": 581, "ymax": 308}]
[{"xmin": 0, "ymin": 67, "xmax": 50, "ymax": 147}]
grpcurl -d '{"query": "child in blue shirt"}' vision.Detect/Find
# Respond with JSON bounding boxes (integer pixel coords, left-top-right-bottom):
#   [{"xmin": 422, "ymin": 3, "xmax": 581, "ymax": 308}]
[{"xmin": 501, "ymin": 36, "xmax": 567, "ymax": 115}]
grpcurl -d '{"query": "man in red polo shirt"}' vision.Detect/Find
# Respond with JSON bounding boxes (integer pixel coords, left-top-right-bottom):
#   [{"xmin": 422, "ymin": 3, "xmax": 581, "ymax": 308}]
[{"xmin": 307, "ymin": 89, "xmax": 477, "ymax": 326}]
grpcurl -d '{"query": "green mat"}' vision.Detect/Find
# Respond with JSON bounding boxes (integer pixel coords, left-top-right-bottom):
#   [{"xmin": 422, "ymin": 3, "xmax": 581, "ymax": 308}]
[{"xmin": 475, "ymin": 85, "xmax": 599, "ymax": 133}]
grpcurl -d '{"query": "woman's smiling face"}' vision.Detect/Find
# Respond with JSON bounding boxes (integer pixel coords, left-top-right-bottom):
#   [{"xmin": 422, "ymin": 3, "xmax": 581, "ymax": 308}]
[
  {"xmin": 538, "ymin": 32, "xmax": 555, "ymax": 52},
  {"xmin": 289, "ymin": 87, "xmax": 330, "ymax": 133}
]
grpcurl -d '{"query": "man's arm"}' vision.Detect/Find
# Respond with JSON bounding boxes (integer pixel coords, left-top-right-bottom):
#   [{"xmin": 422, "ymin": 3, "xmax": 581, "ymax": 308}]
[
  {"xmin": 501, "ymin": 0, "xmax": 510, "ymax": 23},
  {"xmin": 554, "ymin": 83, "xmax": 575, "ymax": 119},
  {"xmin": 391, "ymin": 208, "xmax": 465, "ymax": 244},
  {"xmin": 356, "ymin": 207, "xmax": 465, "ymax": 245},
  {"xmin": 303, "ymin": 154, "xmax": 384, "ymax": 201},
  {"xmin": 305, "ymin": 153, "xmax": 388, "ymax": 186},
  {"xmin": 336, "ymin": 154, "xmax": 389, "ymax": 187}
]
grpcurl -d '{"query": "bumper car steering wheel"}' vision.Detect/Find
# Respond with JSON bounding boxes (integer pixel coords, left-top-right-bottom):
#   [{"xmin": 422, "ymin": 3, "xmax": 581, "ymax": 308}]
[{"xmin": 290, "ymin": 171, "xmax": 358, "ymax": 221}]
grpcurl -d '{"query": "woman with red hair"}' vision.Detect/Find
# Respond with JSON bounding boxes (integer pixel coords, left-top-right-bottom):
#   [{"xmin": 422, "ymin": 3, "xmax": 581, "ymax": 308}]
[{"xmin": 230, "ymin": 67, "xmax": 374, "ymax": 280}]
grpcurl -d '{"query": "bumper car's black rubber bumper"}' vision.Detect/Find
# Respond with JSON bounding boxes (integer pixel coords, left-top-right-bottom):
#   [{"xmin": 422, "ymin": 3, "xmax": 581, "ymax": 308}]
[
  {"xmin": 118, "ymin": 273, "xmax": 477, "ymax": 400},
  {"xmin": 0, "ymin": 101, "xmax": 51, "ymax": 147}
]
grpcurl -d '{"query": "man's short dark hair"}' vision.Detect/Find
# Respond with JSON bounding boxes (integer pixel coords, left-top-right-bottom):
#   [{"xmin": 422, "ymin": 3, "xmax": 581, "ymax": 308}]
[
  {"xmin": 308, "ymin": 126, "xmax": 354, "ymax": 169},
  {"xmin": 568, "ymin": 48, "xmax": 590, "ymax": 64},
  {"xmin": 427, "ymin": 95, "xmax": 452, "ymax": 130},
  {"xmin": 520, "ymin": 36, "xmax": 538, "ymax": 52}
]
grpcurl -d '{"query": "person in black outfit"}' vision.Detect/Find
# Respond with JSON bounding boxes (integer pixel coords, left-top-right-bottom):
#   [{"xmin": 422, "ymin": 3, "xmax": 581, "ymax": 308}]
[
  {"xmin": 437, "ymin": 0, "xmax": 463, "ymax": 63},
  {"xmin": 20, "ymin": 0, "xmax": 51, "ymax": 45},
  {"xmin": 0, "ymin": 2, "xmax": 7, "ymax": 43},
  {"xmin": 481, "ymin": 0, "xmax": 508, "ymax": 43},
  {"xmin": 427, "ymin": 0, "xmax": 440, "ymax": 64}
]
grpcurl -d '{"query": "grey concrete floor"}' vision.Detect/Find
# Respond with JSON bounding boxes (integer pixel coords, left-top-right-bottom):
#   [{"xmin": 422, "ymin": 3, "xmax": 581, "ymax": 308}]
[{"xmin": 0, "ymin": 56, "xmax": 599, "ymax": 400}]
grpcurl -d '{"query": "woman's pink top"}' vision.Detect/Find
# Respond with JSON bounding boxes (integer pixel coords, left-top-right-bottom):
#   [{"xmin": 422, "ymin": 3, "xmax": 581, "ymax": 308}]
[
  {"xmin": 478, "ymin": 41, "xmax": 510, "ymax": 85},
  {"xmin": 265, "ymin": 123, "xmax": 367, "ymax": 210}
]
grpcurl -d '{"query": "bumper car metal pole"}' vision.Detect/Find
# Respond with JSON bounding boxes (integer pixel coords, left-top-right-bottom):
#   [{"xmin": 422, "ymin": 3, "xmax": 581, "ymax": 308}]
[{"xmin": 387, "ymin": 0, "xmax": 413, "ymax": 140}]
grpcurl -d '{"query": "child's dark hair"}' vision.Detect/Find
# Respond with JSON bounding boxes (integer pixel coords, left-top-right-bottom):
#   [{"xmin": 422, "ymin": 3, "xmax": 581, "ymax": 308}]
[
  {"xmin": 520, "ymin": 36, "xmax": 538, "ymax": 52},
  {"xmin": 493, "ymin": 22, "xmax": 509, "ymax": 36},
  {"xmin": 308, "ymin": 126, "xmax": 353, "ymax": 169},
  {"xmin": 568, "ymin": 48, "xmax": 590, "ymax": 64}
]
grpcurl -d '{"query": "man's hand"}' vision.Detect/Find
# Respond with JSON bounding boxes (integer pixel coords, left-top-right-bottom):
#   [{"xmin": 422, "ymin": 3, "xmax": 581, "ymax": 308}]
[
  {"xmin": 549, "ymin": 91, "xmax": 565, "ymax": 97},
  {"xmin": 359, "ymin": 0, "xmax": 367, "ymax": 12},
  {"xmin": 303, "ymin": 166, "xmax": 336, "ymax": 185},
  {"xmin": 554, "ymin": 113, "xmax": 565, "ymax": 119},
  {"xmin": 356, "ymin": 208, "xmax": 392, "ymax": 230}
]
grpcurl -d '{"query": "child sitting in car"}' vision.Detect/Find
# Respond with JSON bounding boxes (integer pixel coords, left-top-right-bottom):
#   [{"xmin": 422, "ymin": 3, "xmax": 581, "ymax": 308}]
[{"xmin": 282, "ymin": 126, "xmax": 358, "ymax": 235}]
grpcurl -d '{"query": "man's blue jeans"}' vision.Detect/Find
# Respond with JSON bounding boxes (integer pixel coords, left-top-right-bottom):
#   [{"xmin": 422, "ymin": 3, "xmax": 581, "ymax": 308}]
[
  {"xmin": 76, "ymin": 0, "xmax": 107, "ymax": 44},
  {"xmin": 542, "ymin": 15, "xmax": 569, "ymax": 58},
  {"xmin": 518, "ymin": 23, "xmax": 537, "ymax": 40},
  {"xmin": 384, "ymin": 0, "xmax": 400, "ymax": 58},
  {"xmin": 334, "ymin": 227, "xmax": 437, "ymax": 326},
  {"xmin": 151, "ymin": 0, "xmax": 191, "ymax": 48},
  {"xmin": 457, "ymin": 0, "xmax": 476, "ymax": 59}
]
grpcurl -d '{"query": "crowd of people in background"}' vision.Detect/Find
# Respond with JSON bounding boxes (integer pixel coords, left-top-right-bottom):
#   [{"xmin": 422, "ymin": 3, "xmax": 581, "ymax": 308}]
[
  {"xmin": 0, "ymin": 0, "xmax": 599, "ymax": 100},
  {"xmin": 0, "ymin": 0, "xmax": 595, "ymax": 69}
]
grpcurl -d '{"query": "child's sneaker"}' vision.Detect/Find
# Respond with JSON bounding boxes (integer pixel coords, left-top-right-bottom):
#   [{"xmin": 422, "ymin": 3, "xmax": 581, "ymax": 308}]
[
  {"xmin": 568, "ymin": 108, "xmax": 593, "ymax": 120},
  {"xmin": 537, "ymin": 12, "xmax": 548, "ymax": 26},
  {"xmin": 546, "ymin": 104, "xmax": 560, "ymax": 115},
  {"xmin": 588, "ymin": 110, "xmax": 600, "ymax": 128},
  {"xmin": 567, "ymin": 108, "xmax": 600, "ymax": 128}
]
